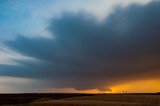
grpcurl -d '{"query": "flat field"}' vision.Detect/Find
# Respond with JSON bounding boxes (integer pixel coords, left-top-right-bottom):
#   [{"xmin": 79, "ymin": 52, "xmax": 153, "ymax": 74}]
[{"xmin": 0, "ymin": 93, "xmax": 159, "ymax": 106}]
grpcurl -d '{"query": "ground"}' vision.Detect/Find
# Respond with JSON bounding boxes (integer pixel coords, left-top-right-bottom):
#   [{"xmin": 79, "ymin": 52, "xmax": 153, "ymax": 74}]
[{"xmin": 0, "ymin": 93, "xmax": 160, "ymax": 106}]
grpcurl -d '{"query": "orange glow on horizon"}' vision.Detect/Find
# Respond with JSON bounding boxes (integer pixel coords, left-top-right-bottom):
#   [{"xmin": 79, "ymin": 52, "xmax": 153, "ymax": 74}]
[
  {"xmin": 44, "ymin": 79, "xmax": 160, "ymax": 94},
  {"xmin": 109, "ymin": 79, "xmax": 160, "ymax": 93}
]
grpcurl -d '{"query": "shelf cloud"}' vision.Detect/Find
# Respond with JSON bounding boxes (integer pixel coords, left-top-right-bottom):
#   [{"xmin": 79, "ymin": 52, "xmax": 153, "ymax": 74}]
[{"xmin": 0, "ymin": 1, "xmax": 160, "ymax": 92}]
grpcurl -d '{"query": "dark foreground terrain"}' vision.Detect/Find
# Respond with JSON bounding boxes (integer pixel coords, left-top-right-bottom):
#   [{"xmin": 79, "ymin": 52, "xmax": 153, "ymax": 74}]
[{"xmin": 0, "ymin": 93, "xmax": 160, "ymax": 106}]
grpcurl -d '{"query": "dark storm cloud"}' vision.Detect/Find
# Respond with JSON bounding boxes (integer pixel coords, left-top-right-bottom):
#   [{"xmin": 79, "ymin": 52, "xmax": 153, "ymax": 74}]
[{"xmin": 1, "ymin": 1, "xmax": 160, "ymax": 91}]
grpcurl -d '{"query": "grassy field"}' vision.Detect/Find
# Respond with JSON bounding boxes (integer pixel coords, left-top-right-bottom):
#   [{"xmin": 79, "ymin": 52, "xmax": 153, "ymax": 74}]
[
  {"xmin": 30, "ymin": 94, "xmax": 160, "ymax": 106},
  {"xmin": 0, "ymin": 93, "xmax": 160, "ymax": 106}
]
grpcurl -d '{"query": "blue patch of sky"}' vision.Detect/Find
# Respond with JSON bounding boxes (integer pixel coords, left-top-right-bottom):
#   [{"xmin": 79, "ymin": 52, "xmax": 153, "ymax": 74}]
[{"xmin": 0, "ymin": 0, "xmax": 59, "ymax": 41}]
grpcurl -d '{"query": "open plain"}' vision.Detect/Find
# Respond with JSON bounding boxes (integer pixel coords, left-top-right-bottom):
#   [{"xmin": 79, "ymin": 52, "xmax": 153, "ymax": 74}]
[{"xmin": 0, "ymin": 93, "xmax": 160, "ymax": 106}]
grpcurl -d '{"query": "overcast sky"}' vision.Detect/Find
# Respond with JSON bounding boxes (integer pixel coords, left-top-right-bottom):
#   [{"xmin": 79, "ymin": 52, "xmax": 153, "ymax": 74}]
[{"xmin": 0, "ymin": 0, "xmax": 160, "ymax": 93}]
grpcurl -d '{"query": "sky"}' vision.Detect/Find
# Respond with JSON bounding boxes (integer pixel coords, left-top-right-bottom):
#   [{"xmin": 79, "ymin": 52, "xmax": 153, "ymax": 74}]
[{"xmin": 0, "ymin": 0, "xmax": 160, "ymax": 93}]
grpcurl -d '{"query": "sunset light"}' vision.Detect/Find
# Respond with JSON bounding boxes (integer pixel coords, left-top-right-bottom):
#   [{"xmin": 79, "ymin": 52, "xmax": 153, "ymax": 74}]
[{"xmin": 110, "ymin": 79, "xmax": 160, "ymax": 93}]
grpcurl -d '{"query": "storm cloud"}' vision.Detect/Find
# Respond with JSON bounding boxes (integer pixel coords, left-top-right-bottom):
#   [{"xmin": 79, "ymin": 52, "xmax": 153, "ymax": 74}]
[{"xmin": 1, "ymin": 1, "xmax": 160, "ymax": 91}]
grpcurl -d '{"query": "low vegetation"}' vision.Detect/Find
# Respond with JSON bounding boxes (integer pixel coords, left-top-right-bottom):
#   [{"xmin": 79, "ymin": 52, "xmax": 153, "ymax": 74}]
[
  {"xmin": 30, "ymin": 94, "xmax": 160, "ymax": 106},
  {"xmin": 0, "ymin": 93, "xmax": 160, "ymax": 106}
]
